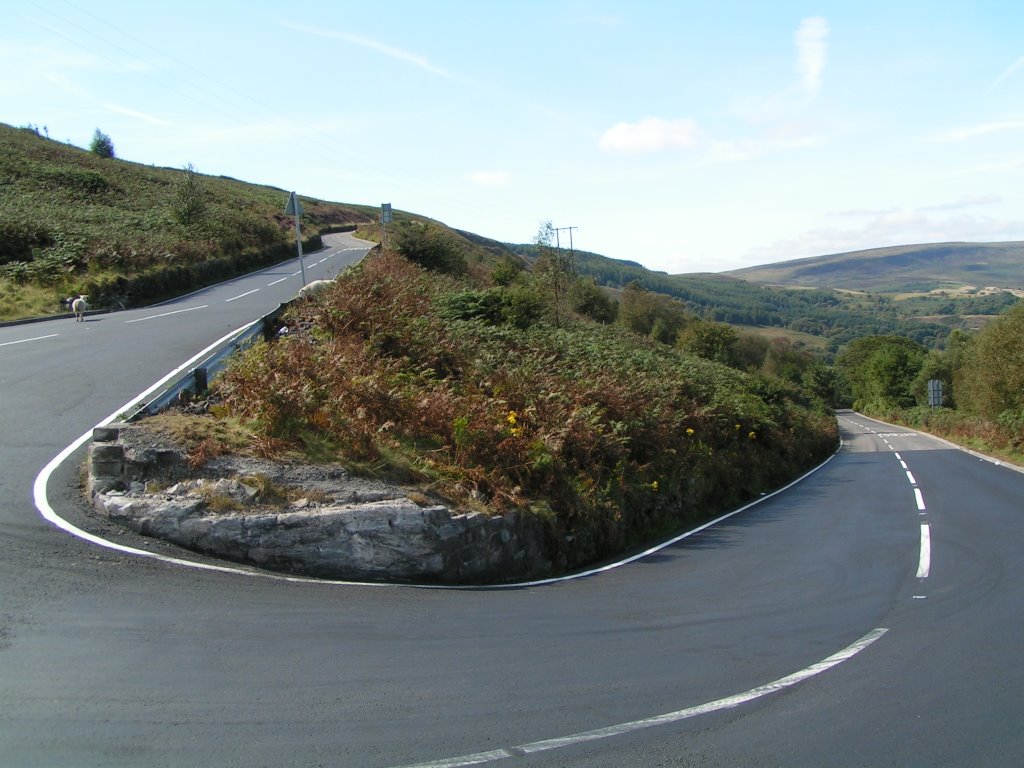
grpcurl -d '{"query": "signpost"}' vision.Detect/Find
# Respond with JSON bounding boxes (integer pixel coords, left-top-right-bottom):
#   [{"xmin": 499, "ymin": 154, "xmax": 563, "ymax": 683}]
[
  {"xmin": 381, "ymin": 203, "xmax": 392, "ymax": 250},
  {"xmin": 927, "ymin": 379, "xmax": 944, "ymax": 409},
  {"xmin": 285, "ymin": 191, "xmax": 307, "ymax": 286}
]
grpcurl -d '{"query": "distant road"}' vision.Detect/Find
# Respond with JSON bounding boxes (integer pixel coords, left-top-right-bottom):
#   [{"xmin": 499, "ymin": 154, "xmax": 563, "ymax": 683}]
[{"xmin": 2, "ymin": 241, "xmax": 1023, "ymax": 765}]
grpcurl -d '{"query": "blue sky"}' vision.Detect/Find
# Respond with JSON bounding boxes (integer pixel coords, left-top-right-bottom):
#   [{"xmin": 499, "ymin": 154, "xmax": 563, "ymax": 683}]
[{"xmin": 4, "ymin": 1, "xmax": 1024, "ymax": 273}]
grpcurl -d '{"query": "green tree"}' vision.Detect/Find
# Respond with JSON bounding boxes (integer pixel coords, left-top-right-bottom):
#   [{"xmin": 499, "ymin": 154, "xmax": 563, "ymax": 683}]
[
  {"xmin": 955, "ymin": 303, "xmax": 1024, "ymax": 419},
  {"xmin": 532, "ymin": 220, "xmax": 574, "ymax": 327},
  {"xmin": 89, "ymin": 128, "xmax": 115, "ymax": 159},
  {"xmin": 676, "ymin": 320, "xmax": 738, "ymax": 364},
  {"xmin": 569, "ymin": 277, "xmax": 617, "ymax": 324},
  {"xmin": 172, "ymin": 163, "xmax": 207, "ymax": 226},
  {"xmin": 835, "ymin": 335, "xmax": 926, "ymax": 410},
  {"xmin": 394, "ymin": 221, "xmax": 467, "ymax": 275}
]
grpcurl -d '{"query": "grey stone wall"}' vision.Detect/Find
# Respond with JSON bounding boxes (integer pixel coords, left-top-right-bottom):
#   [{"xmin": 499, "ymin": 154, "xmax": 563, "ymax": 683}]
[{"xmin": 87, "ymin": 425, "xmax": 552, "ymax": 584}]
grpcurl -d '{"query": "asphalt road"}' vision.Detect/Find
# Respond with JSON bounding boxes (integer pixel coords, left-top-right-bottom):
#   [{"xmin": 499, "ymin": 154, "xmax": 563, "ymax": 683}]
[{"xmin": 2, "ymin": 247, "xmax": 1023, "ymax": 766}]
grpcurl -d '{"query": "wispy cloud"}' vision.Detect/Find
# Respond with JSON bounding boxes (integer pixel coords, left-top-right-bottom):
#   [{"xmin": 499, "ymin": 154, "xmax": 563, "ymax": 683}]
[
  {"xmin": 281, "ymin": 21, "xmax": 451, "ymax": 78},
  {"xmin": 102, "ymin": 102, "xmax": 168, "ymax": 125},
  {"xmin": 701, "ymin": 132, "xmax": 820, "ymax": 164},
  {"xmin": 929, "ymin": 120, "xmax": 1024, "ymax": 142},
  {"xmin": 919, "ymin": 194, "xmax": 1002, "ymax": 212},
  {"xmin": 991, "ymin": 55, "xmax": 1024, "ymax": 90},
  {"xmin": 795, "ymin": 17, "xmax": 830, "ymax": 97},
  {"xmin": 598, "ymin": 117, "xmax": 698, "ymax": 153},
  {"xmin": 466, "ymin": 170, "xmax": 509, "ymax": 187}
]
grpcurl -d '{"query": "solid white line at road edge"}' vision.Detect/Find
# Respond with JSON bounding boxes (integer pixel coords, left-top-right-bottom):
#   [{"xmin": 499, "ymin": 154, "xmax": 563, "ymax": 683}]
[
  {"xmin": 33, "ymin": 361, "xmax": 846, "ymax": 589},
  {"xmin": 33, "ymin": 321, "xmax": 269, "ymax": 577},
  {"xmin": 391, "ymin": 628, "xmax": 889, "ymax": 768}
]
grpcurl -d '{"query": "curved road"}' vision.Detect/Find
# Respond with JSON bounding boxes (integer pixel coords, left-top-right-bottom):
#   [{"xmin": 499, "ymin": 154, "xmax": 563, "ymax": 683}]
[{"xmin": 2, "ymin": 242, "xmax": 1023, "ymax": 766}]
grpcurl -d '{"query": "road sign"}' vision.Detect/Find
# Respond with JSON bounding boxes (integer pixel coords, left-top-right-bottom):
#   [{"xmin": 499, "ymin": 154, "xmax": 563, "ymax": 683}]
[
  {"xmin": 927, "ymin": 379, "xmax": 943, "ymax": 408},
  {"xmin": 285, "ymin": 191, "xmax": 303, "ymax": 216},
  {"xmin": 381, "ymin": 203, "xmax": 392, "ymax": 223}
]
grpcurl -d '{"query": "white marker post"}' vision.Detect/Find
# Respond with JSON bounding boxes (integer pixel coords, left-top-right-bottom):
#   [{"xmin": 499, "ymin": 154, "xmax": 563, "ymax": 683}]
[{"xmin": 286, "ymin": 191, "xmax": 307, "ymax": 286}]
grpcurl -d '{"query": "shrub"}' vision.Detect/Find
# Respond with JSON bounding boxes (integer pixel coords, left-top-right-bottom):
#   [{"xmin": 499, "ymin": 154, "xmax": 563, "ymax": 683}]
[{"xmin": 89, "ymin": 129, "xmax": 115, "ymax": 159}]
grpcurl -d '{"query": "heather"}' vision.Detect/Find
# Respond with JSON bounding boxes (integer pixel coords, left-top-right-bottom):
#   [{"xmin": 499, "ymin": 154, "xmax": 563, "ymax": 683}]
[{"xmin": 215, "ymin": 251, "xmax": 838, "ymax": 570}]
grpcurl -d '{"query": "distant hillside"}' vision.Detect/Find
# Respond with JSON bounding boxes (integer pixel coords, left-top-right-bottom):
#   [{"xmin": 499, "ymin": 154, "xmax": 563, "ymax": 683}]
[{"xmin": 725, "ymin": 242, "xmax": 1024, "ymax": 293}]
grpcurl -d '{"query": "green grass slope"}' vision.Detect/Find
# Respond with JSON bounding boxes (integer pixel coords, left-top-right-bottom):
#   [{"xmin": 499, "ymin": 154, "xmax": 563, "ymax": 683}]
[{"xmin": 0, "ymin": 123, "xmax": 380, "ymax": 318}]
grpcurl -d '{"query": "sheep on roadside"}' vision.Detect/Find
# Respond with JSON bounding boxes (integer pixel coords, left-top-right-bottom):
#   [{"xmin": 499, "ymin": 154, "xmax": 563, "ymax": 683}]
[
  {"xmin": 71, "ymin": 295, "xmax": 89, "ymax": 322},
  {"xmin": 298, "ymin": 279, "xmax": 334, "ymax": 299}
]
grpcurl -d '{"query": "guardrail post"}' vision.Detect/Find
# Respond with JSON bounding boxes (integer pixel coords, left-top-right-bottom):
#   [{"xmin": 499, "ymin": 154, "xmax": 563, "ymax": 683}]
[{"xmin": 194, "ymin": 366, "xmax": 208, "ymax": 395}]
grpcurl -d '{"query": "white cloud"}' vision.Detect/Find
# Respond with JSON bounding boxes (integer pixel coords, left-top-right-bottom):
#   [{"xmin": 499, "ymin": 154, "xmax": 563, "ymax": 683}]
[
  {"xmin": 466, "ymin": 170, "xmax": 509, "ymax": 187},
  {"xmin": 598, "ymin": 117, "xmax": 698, "ymax": 153},
  {"xmin": 794, "ymin": 17, "xmax": 829, "ymax": 97}
]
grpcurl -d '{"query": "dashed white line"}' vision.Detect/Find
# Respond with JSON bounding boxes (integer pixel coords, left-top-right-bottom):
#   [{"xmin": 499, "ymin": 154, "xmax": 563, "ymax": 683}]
[
  {"xmin": 390, "ymin": 628, "xmax": 889, "ymax": 768},
  {"xmin": 914, "ymin": 487, "xmax": 926, "ymax": 511},
  {"xmin": 225, "ymin": 288, "xmax": 260, "ymax": 302},
  {"xmin": 125, "ymin": 305, "xmax": 208, "ymax": 323},
  {"xmin": 917, "ymin": 525, "xmax": 931, "ymax": 578},
  {"xmin": 267, "ymin": 276, "xmax": 290, "ymax": 287},
  {"xmin": 905, "ymin": 470, "xmax": 917, "ymax": 485},
  {"xmin": 0, "ymin": 333, "xmax": 59, "ymax": 348}
]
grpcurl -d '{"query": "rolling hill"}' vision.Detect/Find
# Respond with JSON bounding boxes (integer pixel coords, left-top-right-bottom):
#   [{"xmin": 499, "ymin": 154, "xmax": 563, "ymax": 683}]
[{"xmin": 725, "ymin": 241, "xmax": 1024, "ymax": 293}]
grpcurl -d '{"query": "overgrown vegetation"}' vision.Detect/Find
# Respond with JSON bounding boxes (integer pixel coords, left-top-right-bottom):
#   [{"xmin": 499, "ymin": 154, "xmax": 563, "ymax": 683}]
[{"xmin": 212, "ymin": 249, "xmax": 838, "ymax": 571}]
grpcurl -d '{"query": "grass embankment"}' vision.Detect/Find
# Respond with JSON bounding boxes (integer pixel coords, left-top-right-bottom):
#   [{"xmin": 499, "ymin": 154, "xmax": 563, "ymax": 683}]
[
  {"xmin": 207, "ymin": 250, "xmax": 838, "ymax": 572},
  {"xmin": 0, "ymin": 123, "xmax": 377, "ymax": 320}
]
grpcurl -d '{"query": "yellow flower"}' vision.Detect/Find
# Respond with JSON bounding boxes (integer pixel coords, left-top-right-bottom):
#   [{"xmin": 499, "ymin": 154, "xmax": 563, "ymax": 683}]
[
  {"xmin": 686, "ymin": 427, "xmax": 695, "ymax": 436},
  {"xmin": 735, "ymin": 423, "xmax": 741, "ymax": 430},
  {"xmin": 506, "ymin": 410, "xmax": 518, "ymax": 426},
  {"xmin": 510, "ymin": 426, "xmax": 524, "ymax": 437},
  {"xmin": 748, "ymin": 431, "xmax": 757, "ymax": 440},
  {"xmin": 651, "ymin": 481, "xmax": 659, "ymax": 492}
]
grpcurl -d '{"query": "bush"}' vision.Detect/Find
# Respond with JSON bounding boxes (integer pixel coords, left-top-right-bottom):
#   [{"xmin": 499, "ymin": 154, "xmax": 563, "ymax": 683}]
[{"xmin": 89, "ymin": 129, "xmax": 115, "ymax": 159}]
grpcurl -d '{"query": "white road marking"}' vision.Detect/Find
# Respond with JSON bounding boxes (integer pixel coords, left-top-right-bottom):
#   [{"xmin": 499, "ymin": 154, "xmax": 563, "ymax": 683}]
[
  {"xmin": 267, "ymin": 276, "xmax": 290, "ymax": 286},
  {"xmin": 0, "ymin": 333, "xmax": 59, "ymax": 348},
  {"xmin": 391, "ymin": 629, "xmax": 890, "ymax": 768},
  {"xmin": 906, "ymin": 470, "xmax": 917, "ymax": 485},
  {"xmin": 894, "ymin": 452, "xmax": 902, "ymax": 461},
  {"xmin": 125, "ymin": 305, "xmax": 208, "ymax": 324},
  {"xmin": 225, "ymin": 288, "xmax": 260, "ymax": 302},
  {"xmin": 914, "ymin": 488, "xmax": 926, "ymax": 511},
  {"xmin": 917, "ymin": 524, "xmax": 931, "ymax": 578}
]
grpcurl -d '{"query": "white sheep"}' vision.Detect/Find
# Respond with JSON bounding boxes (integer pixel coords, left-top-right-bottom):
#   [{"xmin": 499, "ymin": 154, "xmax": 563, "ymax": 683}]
[
  {"xmin": 298, "ymin": 279, "xmax": 334, "ymax": 299},
  {"xmin": 71, "ymin": 295, "xmax": 89, "ymax": 322}
]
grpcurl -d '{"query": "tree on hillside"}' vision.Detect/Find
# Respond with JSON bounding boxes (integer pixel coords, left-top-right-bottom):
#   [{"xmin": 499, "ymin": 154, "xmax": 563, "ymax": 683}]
[
  {"xmin": 618, "ymin": 281, "xmax": 691, "ymax": 343},
  {"xmin": 676, "ymin": 320, "xmax": 738, "ymax": 365},
  {"xmin": 89, "ymin": 128, "xmax": 115, "ymax": 159},
  {"xmin": 393, "ymin": 221, "xmax": 467, "ymax": 275},
  {"xmin": 532, "ymin": 220, "xmax": 575, "ymax": 327},
  {"xmin": 172, "ymin": 163, "xmax": 207, "ymax": 226},
  {"xmin": 955, "ymin": 303, "xmax": 1024, "ymax": 420},
  {"xmin": 835, "ymin": 335, "xmax": 926, "ymax": 410}
]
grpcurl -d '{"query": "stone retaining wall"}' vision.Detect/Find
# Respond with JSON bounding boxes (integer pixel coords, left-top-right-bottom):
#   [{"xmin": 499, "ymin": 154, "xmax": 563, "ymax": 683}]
[{"xmin": 87, "ymin": 424, "xmax": 552, "ymax": 584}]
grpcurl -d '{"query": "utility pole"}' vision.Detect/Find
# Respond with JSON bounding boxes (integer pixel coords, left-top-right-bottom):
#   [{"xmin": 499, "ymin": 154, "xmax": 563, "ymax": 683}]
[{"xmin": 550, "ymin": 225, "xmax": 578, "ymax": 327}]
